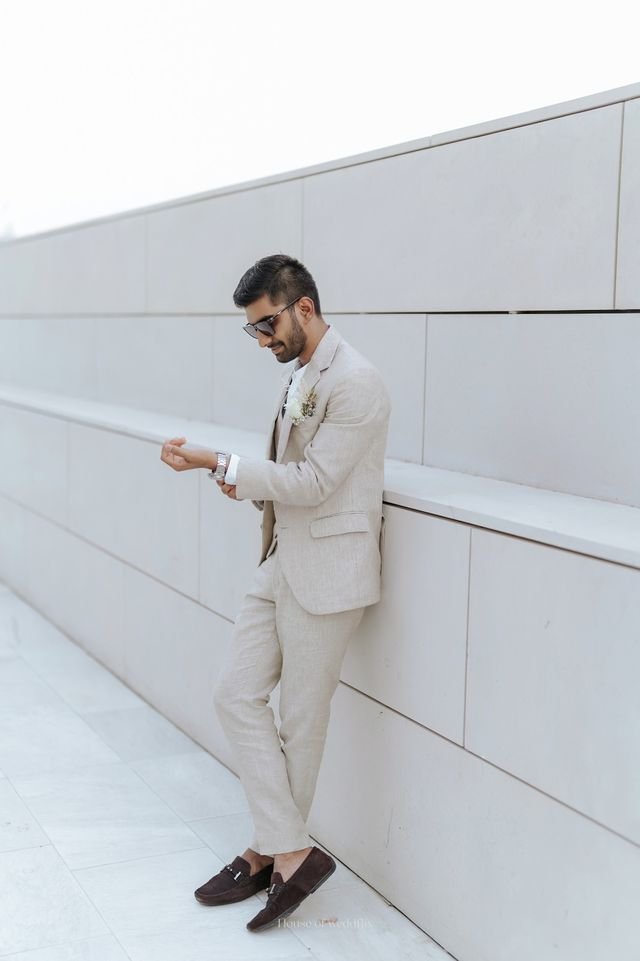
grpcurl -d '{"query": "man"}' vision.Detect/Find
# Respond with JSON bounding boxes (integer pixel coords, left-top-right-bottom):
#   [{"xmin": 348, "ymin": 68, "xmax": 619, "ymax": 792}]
[{"xmin": 160, "ymin": 254, "xmax": 390, "ymax": 932}]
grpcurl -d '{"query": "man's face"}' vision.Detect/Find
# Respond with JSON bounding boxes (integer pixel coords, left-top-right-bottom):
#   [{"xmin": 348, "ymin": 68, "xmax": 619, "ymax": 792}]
[{"xmin": 244, "ymin": 294, "xmax": 306, "ymax": 364}]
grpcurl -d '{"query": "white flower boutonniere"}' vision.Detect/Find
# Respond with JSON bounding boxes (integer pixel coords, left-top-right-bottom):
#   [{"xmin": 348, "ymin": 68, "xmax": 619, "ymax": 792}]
[{"xmin": 285, "ymin": 385, "xmax": 317, "ymax": 426}]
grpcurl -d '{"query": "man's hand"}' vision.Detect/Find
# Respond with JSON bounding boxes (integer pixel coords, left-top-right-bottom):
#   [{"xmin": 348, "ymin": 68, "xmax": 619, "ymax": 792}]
[
  {"xmin": 160, "ymin": 437, "xmax": 215, "ymax": 471},
  {"xmin": 216, "ymin": 479, "xmax": 239, "ymax": 499},
  {"xmin": 160, "ymin": 437, "xmax": 241, "ymax": 499}
]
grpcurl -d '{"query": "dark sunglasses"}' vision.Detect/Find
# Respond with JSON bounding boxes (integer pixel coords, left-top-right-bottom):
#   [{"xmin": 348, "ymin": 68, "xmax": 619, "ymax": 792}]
[{"xmin": 242, "ymin": 296, "xmax": 303, "ymax": 338}]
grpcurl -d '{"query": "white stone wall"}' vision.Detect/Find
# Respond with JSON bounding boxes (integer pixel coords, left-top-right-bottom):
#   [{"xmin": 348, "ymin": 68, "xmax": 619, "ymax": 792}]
[{"xmin": 1, "ymin": 83, "xmax": 639, "ymax": 960}]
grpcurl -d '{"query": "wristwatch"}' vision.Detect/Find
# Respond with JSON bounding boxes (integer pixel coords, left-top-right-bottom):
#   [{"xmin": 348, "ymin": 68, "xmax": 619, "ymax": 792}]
[{"xmin": 209, "ymin": 451, "xmax": 229, "ymax": 481}]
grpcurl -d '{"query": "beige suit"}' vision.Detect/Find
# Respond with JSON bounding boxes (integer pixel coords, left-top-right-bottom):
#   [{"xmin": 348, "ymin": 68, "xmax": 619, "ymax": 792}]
[{"xmin": 213, "ymin": 325, "xmax": 391, "ymax": 855}]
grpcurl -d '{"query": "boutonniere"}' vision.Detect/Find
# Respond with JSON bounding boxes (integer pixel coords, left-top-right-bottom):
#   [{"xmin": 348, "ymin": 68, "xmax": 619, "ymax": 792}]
[{"xmin": 286, "ymin": 385, "xmax": 317, "ymax": 425}]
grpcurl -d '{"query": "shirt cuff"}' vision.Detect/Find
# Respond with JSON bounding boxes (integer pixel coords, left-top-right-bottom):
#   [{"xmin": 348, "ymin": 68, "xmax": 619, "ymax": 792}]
[{"xmin": 225, "ymin": 453, "xmax": 240, "ymax": 485}]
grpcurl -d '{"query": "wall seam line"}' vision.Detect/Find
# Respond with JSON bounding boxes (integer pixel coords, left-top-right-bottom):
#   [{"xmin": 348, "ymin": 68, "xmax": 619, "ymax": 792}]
[
  {"xmin": 612, "ymin": 101, "xmax": 626, "ymax": 308},
  {"xmin": 337, "ymin": 676, "xmax": 640, "ymax": 850},
  {"xmin": 462, "ymin": 527, "xmax": 472, "ymax": 748},
  {"xmin": 421, "ymin": 314, "xmax": 428, "ymax": 464}
]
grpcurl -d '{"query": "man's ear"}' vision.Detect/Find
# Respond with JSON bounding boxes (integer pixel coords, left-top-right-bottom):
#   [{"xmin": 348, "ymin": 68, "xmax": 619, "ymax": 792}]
[{"xmin": 300, "ymin": 296, "xmax": 315, "ymax": 324}]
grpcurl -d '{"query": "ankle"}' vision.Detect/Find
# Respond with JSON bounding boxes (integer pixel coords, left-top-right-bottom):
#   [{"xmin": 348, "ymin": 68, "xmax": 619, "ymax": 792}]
[
  {"xmin": 244, "ymin": 847, "xmax": 273, "ymax": 864},
  {"xmin": 274, "ymin": 845, "xmax": 313, "ymax": 862}
]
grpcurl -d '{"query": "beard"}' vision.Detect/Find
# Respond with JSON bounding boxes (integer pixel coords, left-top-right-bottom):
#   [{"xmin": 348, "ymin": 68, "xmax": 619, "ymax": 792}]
[{"xmin": 271, "ymin": 313, "xmax": 306, "ymax": 363}]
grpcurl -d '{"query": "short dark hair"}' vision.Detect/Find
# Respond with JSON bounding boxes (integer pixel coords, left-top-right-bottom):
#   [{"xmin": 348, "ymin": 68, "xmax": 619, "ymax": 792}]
[{"xmin": 233, "ymin": 253, "xmax": 322, "ymax": 318}]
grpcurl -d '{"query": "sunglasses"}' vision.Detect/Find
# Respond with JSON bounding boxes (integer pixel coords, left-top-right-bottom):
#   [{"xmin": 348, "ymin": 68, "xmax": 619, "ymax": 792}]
[{"xmin": 242, "ymin": 296, "xmax": 303, "ymax": 338}]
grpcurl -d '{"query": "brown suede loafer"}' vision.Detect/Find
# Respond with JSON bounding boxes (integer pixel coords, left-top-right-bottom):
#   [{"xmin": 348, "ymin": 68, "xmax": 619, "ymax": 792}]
[
  {"xmin": 246, "ymin": 845, "xmax": 336, "ymax": 931},
  {"xmin": 194, "ymin": 855, "xmax": 273, "ymax": 905}
]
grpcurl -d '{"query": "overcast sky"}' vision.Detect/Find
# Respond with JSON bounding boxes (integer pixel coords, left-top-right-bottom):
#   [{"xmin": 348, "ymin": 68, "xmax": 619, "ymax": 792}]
[{"xmin": 1, "ymin": 0, "xmax": 638, "ymax": 239}]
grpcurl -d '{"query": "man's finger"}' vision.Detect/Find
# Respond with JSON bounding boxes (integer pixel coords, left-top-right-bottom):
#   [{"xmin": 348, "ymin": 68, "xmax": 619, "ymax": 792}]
[
  {"xmin": 167, "ymin": 445, "xmax": 191, "ymax": 462},
  {"xmin": 215, "ymin": 480, "xmax": 237, "ymax": 497},
  {"xmin": 160, "ymin": 446, "xmax": 187, "ymax": 470}
]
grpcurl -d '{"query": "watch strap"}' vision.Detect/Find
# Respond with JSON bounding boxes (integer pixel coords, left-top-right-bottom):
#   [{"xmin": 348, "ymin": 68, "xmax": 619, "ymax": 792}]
[{"xmin": 210, "ymin": 451, "xmax": 229, "ymax": 481}]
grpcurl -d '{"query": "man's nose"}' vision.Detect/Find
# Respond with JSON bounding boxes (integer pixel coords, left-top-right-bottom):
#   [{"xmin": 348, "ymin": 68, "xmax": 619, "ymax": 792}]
[{"xmin": 256, "ymin": 330, "xmax": 271, "ymax": 348}]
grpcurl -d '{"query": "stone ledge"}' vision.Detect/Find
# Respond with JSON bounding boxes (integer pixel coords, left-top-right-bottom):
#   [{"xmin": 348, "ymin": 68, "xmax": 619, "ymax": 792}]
[{"xmin": 1, "ymin": 383, "xmax": 638, "ymax": 570}]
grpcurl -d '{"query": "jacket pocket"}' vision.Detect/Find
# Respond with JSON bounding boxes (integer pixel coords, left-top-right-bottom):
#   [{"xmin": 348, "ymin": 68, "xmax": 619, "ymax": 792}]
[{"xmin": 309, "ymin": 511, "xmax": 370, "ymax": 538}]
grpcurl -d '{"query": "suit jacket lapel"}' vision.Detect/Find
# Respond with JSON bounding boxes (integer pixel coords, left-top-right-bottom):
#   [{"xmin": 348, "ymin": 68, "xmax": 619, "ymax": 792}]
[
  {"xmin": 276, "ymin": 361, "xmax": 321, "ymax": 462},
  {"xmin": 274, "ymin": 325, "xmax": 342, "ymax": 463},
  {"xmin": 263, "ymin": 325, "xmax": 342, "ymax": 464},
  {"xmin": 265, "ymin": 365, "xmax": 299, "ymax": 459}
]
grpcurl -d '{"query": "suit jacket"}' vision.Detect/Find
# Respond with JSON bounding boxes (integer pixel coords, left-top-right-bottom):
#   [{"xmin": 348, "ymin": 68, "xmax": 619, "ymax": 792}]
[{"xmin": 235, "ymin": 324, "xmax": 391, "ymax": 615}]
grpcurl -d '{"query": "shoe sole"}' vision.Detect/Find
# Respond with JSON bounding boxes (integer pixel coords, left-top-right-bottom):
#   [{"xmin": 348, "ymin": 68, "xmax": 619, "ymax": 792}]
[
  {"xmin": 247, "ymin": 859, "xmax": 336, "ymax": 931},
  {"xmin": 195, "ymin": 889, "xmax": 265, "ymax": 905},
  {"xmin": 195, "ymin": 873, "xmax": 272, "ymax": 905}
]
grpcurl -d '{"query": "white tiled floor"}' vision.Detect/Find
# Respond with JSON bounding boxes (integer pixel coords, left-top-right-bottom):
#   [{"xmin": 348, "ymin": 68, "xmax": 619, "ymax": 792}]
[{"xmin": 0, "ymin": 583, "xmax": 450, "ymax": 961}]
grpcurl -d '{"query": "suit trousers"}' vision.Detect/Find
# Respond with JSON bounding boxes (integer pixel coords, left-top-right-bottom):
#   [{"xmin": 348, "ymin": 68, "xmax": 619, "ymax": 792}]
[{"xmin": 213, "ymin": 543, "xmax": 365, "ymax": 855}]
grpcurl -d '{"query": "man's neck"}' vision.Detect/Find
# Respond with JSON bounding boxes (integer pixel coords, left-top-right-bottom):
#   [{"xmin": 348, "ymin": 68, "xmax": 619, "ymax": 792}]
[{"xmin": 299, "ymin": 323, "xmax": 330, "ymax": 366}]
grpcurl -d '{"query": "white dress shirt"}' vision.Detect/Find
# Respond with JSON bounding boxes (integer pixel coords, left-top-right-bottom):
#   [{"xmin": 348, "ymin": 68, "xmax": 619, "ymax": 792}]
[{"xmin": 224, "ymin": 363, "xmax": 306, "ymax": 485}]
